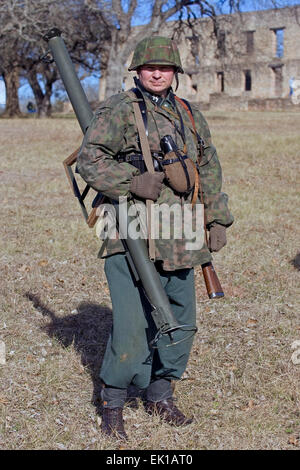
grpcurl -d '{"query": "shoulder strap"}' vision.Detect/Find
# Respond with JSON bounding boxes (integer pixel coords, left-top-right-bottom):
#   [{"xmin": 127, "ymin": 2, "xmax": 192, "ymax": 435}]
[
  {"xmin": 177, "ymin": 97, "xmax": 193, "ymax": 115},
  {"xmin": 131, "ymin": 87, "xmax": 148, "ymax": 136},
  {"xmin": 174, "ymin": 96, "xmax": 204, "ymax": 210},
  {"xmin": 174, "ymin": 96, "xmax": 197, "ymax": 137},
  {"xmin": 129, "ymin": 90, "xmax": 154, "ymax": 174},
  {"xmin": 174, "ymin": 96, "xmax": 204, "ymax": 162},
  {"xmin": 128, "ymin": 90, "xmax": 156, "ymax": 261}
]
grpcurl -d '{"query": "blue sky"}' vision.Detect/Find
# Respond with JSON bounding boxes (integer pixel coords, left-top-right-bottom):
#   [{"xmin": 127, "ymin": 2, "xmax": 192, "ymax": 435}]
[
  {"xmin": 0, "ymin": 80, "xmax": 5, "ymax": 106},
  {"xmin": 131, "ymin": 0, "xmax": 300, "ymax": 24},
  {"xmin": 1, "ymin": 0, "xmax": 300, "ymax": 106}
]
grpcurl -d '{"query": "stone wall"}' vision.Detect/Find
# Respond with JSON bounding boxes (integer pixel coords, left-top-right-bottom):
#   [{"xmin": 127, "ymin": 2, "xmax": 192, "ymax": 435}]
[{"xmin": 123, "ymin": 6, "xmax": 300, "ymax": 110}]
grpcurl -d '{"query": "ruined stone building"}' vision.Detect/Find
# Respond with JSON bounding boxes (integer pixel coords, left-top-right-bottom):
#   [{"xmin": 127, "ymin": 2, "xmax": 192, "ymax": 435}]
[{"xmin": 124, "ymin": 6, "xmax": 300, "ymax": 110}]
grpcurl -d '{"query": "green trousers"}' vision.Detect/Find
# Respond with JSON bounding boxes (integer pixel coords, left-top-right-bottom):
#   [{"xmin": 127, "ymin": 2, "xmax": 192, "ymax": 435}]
[{"xmin": 100, "ymin": 253, "xmax": 196, "ymax": 390}]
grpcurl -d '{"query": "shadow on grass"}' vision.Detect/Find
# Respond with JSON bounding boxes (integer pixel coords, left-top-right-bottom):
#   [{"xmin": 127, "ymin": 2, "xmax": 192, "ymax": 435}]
[
  {"xmin": 25, "ymin": 291, "xmax": 112, "ymax": 413},
  {"xmin": 290, "ymin": 252, "xmax": 300, "ymax": 271}
]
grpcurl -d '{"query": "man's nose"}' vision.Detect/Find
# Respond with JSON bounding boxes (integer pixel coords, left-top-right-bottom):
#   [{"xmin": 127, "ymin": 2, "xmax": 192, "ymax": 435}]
[{"xmin": 152, "ymin": 68, "xmax": 162, "ymax": 78}]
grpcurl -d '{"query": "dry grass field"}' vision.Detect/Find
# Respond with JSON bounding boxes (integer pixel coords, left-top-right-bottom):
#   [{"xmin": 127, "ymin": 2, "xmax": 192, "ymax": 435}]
[{"xmin": 0, "ymin": 110, "xmax": 299, "ymax": 450}]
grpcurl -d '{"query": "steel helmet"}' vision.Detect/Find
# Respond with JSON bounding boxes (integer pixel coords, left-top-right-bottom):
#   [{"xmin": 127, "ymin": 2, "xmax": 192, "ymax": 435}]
[{"xmin": 128, "ymin": 36, "xmax": 184, "ymax": 73}]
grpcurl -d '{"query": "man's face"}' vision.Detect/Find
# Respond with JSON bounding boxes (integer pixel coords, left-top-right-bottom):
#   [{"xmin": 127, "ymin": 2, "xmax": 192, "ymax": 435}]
[{"xmin": 137, "ymin": 64, "xmax": 175, "ymax": 97}]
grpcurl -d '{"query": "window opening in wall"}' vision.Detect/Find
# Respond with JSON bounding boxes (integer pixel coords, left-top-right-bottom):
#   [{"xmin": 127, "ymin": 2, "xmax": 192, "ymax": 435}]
[
  {"xmin": 217, "ymin": 72, "xmax": 225, "ymax": 92},
  {"xmin": 271, "ymin": 65, "xmax": 283, "ymax": 97},
  {"xmin": 217, "ymin": 30, "xmax": 226, "ymax": 57},
  {"xmin": 188, "ymin": 35, "xmax": 200, "ymax": 65},
  {"xmin": 272, "ymin": 28, "xmax": 284, "ymax": 58},
  {"xmin": 244, "ymin": 70, "xmax": 252, "ymax": 91},
  {"xmin": 246, "ymin": 31, "xmax": 255, "ymax": 54}
]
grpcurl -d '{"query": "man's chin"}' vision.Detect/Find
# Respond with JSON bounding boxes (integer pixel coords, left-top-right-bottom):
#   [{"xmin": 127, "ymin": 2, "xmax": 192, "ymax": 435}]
[{"xmin": 148, "ymin": 86, "xmax": 166, "ymax": 96}]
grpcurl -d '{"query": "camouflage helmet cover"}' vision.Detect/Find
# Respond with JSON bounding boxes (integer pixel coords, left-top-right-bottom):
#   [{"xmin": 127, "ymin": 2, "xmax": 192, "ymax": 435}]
[{"xmin": 128, "ymin": 36, "xmax": 184, "ymax": 74}]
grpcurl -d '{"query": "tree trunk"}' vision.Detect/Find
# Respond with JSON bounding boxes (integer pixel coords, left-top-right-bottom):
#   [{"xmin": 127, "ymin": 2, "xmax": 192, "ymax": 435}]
[
  {"xmin": 27, "ymin": 71, "xmax": 52, "ymax": 117},
  {"xmin": 99, "ymin": 70, "xmax": 107, "ymax": 102},
  {"xmin": 104, "ymin": 50, "xmax": 127, "ymax": 99},
  {"xmin": 102, "ymin": 24, "xmax": 161, "ymax": 100},
  {"xmin": 39, "ymin": 80, "xmax": 52, "ymax": 117},
  {"xmin": 27, "ymin": 71, "xmax": 43, "ymax": 115},
  {"xmin": 39, "ymin": 96, "xmax": 52, "ymax": 117},
  {"xmin": 2, "ymin": 68, "xmax": 21, "ymax": 117}
]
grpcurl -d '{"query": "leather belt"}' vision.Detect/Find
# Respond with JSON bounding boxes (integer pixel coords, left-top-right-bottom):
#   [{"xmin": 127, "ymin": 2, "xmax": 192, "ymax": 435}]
[{"xmin": 117, "ymin": 153, "xmax": 163, "ymax": 172}]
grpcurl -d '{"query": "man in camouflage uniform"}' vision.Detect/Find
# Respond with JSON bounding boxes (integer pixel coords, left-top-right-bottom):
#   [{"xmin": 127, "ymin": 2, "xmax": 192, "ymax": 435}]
[{"xmin": 77, "ymin": 36, "xmax": 233, "ymax": 440}]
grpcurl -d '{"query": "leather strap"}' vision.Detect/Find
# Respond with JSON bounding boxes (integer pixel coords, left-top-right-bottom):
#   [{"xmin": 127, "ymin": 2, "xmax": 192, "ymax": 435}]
[
  {"xmin": 190, "ymin": 160, "xmax": 199, "ymax": 208},
  {"xmin": 174, "ymin": 96, "xmax": 202, "ymax": 208},
  {"xmin": 131, "ymin": 91, "xmax": 156, "ymax": 260},
  {"xmin": 161, "ymin": 154, "xmax": 189, "ymax": 166},
  {"xmin": 176, "ymin": 97, "xmax": 208, "ymax": 240},
  {"xmin": 174, "ymin": 96, "xmax": 198, "ymax": 145},
  {"xmin": 132, "ymin": 87, "xmax": 148, "ymax": 135},
  {"xmin": 175, "ymin": 96, "xmax": 205, "ymax": 164}
]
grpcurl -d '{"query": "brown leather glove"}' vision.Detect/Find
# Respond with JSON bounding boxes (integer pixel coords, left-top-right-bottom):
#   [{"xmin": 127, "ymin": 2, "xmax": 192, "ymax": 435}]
[
  {"xmin": 130, "ymin": 171, "xmax": 164, "ymax": 201},
  {"xmin": 208, "ymin": 223, "xmax": 227, "ymax": 252}
]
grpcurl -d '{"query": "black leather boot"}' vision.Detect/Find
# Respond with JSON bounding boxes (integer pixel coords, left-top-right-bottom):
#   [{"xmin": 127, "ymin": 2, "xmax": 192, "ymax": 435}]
[
  {"xmin": 101, "ymin": 407, "xmax": 128, "ymax": 440},
  {"xmin": 145, "ymin": 399, "xmax": 193, "ymax": 426}
]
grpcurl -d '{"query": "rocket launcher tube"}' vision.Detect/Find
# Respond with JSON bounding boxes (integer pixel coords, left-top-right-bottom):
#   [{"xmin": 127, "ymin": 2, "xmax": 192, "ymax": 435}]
[
  {"xmin": 43, "ymin": 28, "xmax": 197, "ymax": 347},
  {"xmin": 43, "ymin": 28, "xmax": 93, "ymax": 134}
]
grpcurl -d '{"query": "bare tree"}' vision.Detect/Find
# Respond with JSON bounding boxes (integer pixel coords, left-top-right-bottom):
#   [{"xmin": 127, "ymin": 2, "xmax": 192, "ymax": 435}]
[
  {"xmin": 85, "ymin": 0, "xmax": 293, "ymax": 99},
  {"xmin": 0, "ymin": 3, "xmax": 22, "ymax": 117},
  {"xmin": 0, "ymin": 0, "xmax": 292, "ymax": 115},
  {"xmin": 0, "ymin": 56, "xmax": 22, "ymax": 117},
  {"xmin": 0, "ymin": 0, "xmax": 109, "ymax": 116},
  {"xmin": 84, "ymin": 0, "xmax": 244, "ymax": 99},
  {"xmin": 0, "ymin": 0, "xmax": 59, "ymax": 116}
]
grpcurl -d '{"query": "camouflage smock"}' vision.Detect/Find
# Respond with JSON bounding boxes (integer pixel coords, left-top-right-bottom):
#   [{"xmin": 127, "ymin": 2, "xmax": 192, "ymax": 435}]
[{"xmin": 77, "ymin": 86, "xmax": 233, "ymax": 271}]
